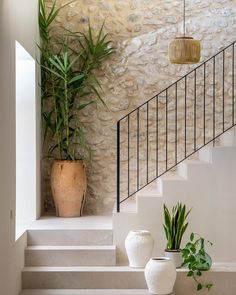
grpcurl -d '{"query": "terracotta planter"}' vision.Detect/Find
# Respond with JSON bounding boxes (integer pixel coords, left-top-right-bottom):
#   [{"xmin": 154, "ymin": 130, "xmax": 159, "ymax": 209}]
[{"xmin": 51, "ymin": 160, "xmax": 87, "ymax": 217}]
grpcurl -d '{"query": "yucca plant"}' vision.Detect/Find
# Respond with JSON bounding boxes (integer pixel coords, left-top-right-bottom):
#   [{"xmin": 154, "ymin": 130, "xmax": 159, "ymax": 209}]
[
  {"xmin": 39, "ymin": 0, "xmax": 114, "ymax": 217},
  {"xmin": 163, "ymin": 203, "xmax": 191, "ymax": 250},
  {"xmin": 39, "ymin": 0, "xmax": 114, "ymax": 160}
]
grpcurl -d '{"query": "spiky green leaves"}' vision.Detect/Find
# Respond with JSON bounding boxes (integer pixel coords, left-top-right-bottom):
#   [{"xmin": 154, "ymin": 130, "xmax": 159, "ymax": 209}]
[
  {"xmin": 38, "ymin": 0, "xmax": 114, "ymax": 161},
  {"xmin": 163, "ymin": 203, "xmax": 191, "ymax": 250}
]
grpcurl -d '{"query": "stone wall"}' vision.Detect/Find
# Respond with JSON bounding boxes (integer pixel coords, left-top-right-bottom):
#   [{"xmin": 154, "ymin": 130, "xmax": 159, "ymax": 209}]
[{"xmin": 42, "ymin": 0, "xmax": 236, "ymax": 215}]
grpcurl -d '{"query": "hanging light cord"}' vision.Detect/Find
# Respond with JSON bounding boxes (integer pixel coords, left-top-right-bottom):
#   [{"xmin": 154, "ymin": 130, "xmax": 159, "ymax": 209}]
[{"xmin": 183, "ymin": 0, "xmax": 186, "ymax": 37}]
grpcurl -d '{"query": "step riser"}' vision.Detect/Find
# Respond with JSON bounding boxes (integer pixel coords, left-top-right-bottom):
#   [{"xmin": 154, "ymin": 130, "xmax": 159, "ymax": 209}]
[
  {"xmin": 175, "ymin": 271, "xmax": 236, "ymax": 295},
  {"xmin": 25, "ymin": 248, "xmax": 116, "ymax": 267},
  {"xmin": 22, "ymin": 271, "xmax": 146, "ymax": 289},
  {"xmin": 22, "ymin": 271, "xmax": 236, "ymax": 294},
  {"xmin": 27, "ymin": 230, "xmax": 113, "ymax": 246}
]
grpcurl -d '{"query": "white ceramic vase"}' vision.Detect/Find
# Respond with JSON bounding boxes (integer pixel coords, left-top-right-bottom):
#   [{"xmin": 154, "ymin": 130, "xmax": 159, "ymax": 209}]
[
  {"xmin": 125, "ymin": 230, "xmax": 154, "ymax": 268},
  {"xmin": 165, "ymin": 250, "xmax": 182, "ymax": 268},
  {"xmin": 145, "ymin": 257, "xmax": 176, "ymax": 295}
]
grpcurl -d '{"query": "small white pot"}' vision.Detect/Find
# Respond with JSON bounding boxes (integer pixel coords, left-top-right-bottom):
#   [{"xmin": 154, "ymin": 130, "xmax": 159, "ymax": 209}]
[
  {"xmin": 165, "ymin": 250, "xmax": 182, "ymax": 268},
  {"xmin": 145, "ymin": 257, "xmax": 176, "ymax": 295},
  {"xmin": 125, "ymin": 230, "xmax": 154, "ymax": 268}
]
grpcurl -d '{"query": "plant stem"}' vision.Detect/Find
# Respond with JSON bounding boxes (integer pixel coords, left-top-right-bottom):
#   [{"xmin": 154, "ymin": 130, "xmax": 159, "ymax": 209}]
[
  {"xmin": 64, "ymin": 75, "xmax": 69, "ymax": 159},
  {"xmin": 51, "ymin": 71, "xmax": 62, "ymax": 159}
]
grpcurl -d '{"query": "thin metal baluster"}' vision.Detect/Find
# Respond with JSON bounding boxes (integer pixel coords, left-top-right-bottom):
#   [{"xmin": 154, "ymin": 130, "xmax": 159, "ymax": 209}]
[
  {"xmin": 117, "ymin": 121, "xmax": 120, "ymax": 213},
  {"xmin": 194, "ymin": 69, "xmax": 197, "ymax": 151},
  {"xmin": 175, "ymin": 83, "xmax": 178, "ymax": 164},
  {"xmin": 128, "ymin": 115, "xmax": 130, "ymax": 196},
  {"xmin": 204, "ymin": 63, "xmax": 206, "ymax": 145},
  {"xmin": 223, "ymin": 50, "xmax": 225, "ymax": 132},
  {"xmin": 166, "ymin": 90, "xmax": 168, "ymax": 171},
  {"xmin": 185, "ymin": 76, "xmax": 187, "ymax": 157},
  {"xmin": 147, "ymin": 103, "xmax": 149, "ymax": 183},
  {"xmin": 213, "ymin": 57, "xmax": 216, "ymax": 145},
  {"xmin": 137, "ymin": 109, "xmax": 139, "ymax": 191},
  {"xmin": 233, "ymin": 44, "xmax": 235, "ymax": 125},
  {"xmin": 156, "ymin": 96, "xmax": 159, "ymax": 177}
]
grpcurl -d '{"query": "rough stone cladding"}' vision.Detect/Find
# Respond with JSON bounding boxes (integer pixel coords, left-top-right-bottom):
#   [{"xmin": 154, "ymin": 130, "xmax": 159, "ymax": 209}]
[{"xmin": 42, "ymin": 0, "xmax": 236, "ymax": 215}]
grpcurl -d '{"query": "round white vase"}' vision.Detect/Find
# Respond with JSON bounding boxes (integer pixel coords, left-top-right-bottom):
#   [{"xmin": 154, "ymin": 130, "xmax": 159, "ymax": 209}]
[
  {"xmin": 145, "ymin": 257, "xmax": 176, "ymax": 295},
  {"xmin": 125, "ymin": 230, "xmax": 154, "ymax": 268},
  {"xmin": 165, "ymin": 250, "xmax": 182, "ymax": 268}
]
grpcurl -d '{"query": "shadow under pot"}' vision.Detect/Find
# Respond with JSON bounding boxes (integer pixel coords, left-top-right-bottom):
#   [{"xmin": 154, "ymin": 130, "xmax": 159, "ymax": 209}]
[
  {"xmin": 165, "ymin": 249, "xmax": 182, "ymax": 268},
  {"xmin": 51, "ymin": 160, "xmax": 87, "ymax": 217},
  {"xmin": 125, "ymin": 230, "xmax": 154, "ymax": 268},
  {"xmin": 145, "ymin": 257, "xmax": 176, "ymax": 295}
]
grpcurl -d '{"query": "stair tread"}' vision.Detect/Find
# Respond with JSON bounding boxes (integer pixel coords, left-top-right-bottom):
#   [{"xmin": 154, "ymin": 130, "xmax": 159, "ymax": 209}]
[
  {"xmin": 20, "ymin": 290, "xmax": 150, "ymax": 295},
  {"xmin": 160, "ymin": 173, "xmax": 185, "ymax": 181},
  {"xmin": 22, "ymin": 263, "xmax": 236, "ymax": 272},
  {"xmin": 26, "ymin": 245, "xmax": 116, "ymax": 251},
  {"xmin": 27, "ymin": 216, "xmax": 112, "ymax": 230},
  {"xmin": 22, "ymin": 266, "xmax": 144, "ymax": 272},
  {"xmin": 185, "ymin": 159, "xmax": 207, "ymax": 164},
  {"xmin": 137, "ymin": 188, "xmax": 160, "ymax": 197}
]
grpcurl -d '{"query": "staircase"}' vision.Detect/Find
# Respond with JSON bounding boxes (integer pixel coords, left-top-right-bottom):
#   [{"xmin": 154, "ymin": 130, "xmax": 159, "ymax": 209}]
[
  {"xmin": 20, "ymin": 223, "xmax": 148, "ymax": 294},
  {"xmin": 114, "ymin": 130, "xmax": 236, "ymax": 262},
  {"xmin": 21, "ymin": 40, "xmax": 236, "ymax": 295}
]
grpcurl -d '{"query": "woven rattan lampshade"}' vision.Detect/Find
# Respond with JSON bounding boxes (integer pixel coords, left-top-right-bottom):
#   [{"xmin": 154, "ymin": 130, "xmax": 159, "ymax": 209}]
[
  {"xmin": 169, "ymin": 37, "xmax": 201, "ymax": 64},
  {"xmin": 169, "ymin": 0, "xmax": 201, "ymax": 64}
]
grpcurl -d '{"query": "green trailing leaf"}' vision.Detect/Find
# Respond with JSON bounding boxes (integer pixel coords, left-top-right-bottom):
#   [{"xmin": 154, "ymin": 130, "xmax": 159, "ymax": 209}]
[
  {"xmin": 163, "ymin": 203, "xmax": 191, "ymax": 250},
  {"xmin": 39, "ymin": 0, "xmax": 115, "ymax": 161},
  {"xmin": 181, "ymin": 233, "xmax": 213, "ymax": 292}
]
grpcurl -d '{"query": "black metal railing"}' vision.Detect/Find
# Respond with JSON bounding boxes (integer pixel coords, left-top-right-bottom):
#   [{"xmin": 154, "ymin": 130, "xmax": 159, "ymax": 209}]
[{"xmin": 117, "ymin": 40, "xmax": 236, "ymax": 212}]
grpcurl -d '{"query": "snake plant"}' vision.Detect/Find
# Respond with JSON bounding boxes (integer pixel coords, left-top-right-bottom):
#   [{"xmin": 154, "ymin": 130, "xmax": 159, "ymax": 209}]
[{"xmin": 163, "ymin": 203, "xmax": 191, "ymax": 250}]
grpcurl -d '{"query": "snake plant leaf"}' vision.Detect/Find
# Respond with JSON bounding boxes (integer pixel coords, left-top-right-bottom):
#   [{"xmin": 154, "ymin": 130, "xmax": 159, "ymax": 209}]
[{"xmin": 163, "ymin": 203, "xmax": 191, "ymax": 250}]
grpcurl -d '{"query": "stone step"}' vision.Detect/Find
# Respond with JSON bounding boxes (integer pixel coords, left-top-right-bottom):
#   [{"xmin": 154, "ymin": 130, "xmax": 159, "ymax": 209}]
[
  {"xmin": 20, "ymin": 290, "xmax": 150, "ymax": 295},
  {"xmin": 27, "ymin": 229, "xmax": 113, "ymax": 246},
  {"xmin": 22, "ymin": 264, "xmax": 236, "ymax": 294},
  {"xmin": 22, "ymin": 266, "xmax": 146, "ymax": 289},
  {"xmin": 25, "ymin": 245, "xmax": 116, "ymax": 267}
]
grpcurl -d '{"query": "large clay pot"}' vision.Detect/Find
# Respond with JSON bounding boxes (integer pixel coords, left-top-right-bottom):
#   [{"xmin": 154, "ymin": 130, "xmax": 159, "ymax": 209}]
[
  {"xmin": 51, "ymin": 160, "xmax": 87, "ymax": 217},
  {"xmin": 125, "ymin": 230, "xmax": 154, "ymax": 268},
  {"xmin": 145, "ymin": 257, "xmax": 176, "ymax": 295}
]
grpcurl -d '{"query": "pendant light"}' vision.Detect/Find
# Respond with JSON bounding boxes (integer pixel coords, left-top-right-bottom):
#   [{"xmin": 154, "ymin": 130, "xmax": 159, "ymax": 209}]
[{"xmin": 169, "ymin": 0, "xmax": 201, "ymax": 64}]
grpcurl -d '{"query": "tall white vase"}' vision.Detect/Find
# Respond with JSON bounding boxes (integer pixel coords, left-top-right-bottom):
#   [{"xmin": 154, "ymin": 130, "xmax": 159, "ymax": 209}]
[
  {"xmin": 125, "ymin": 230, "xmax": 154, "ymax": 268},
  {"xmin": 145, "ymin": 257, "xmax": 176, "ymax": 295}
]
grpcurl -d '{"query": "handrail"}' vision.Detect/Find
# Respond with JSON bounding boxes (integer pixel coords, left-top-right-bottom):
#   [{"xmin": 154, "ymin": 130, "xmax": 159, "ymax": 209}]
[
  {"xmin": 118, "ymin": 40, "xmax": 236, "ymax": 123},
  {"xmin": 117, "ymin": 40, "xmax": 236, "ymax": 212}
]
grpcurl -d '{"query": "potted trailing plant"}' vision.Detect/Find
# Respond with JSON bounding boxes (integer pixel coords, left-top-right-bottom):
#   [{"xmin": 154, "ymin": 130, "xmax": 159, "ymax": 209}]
[
  {"xmin": 163, "ymin": 203, "xmax": 191, "ymax": 267},
  {"xmin": 39, "ymin": 0, "xmax": 114, "ymax": 217},
  {"xmin": 181, "ymin": 233, "xmax": 213, "ymax": 291}
]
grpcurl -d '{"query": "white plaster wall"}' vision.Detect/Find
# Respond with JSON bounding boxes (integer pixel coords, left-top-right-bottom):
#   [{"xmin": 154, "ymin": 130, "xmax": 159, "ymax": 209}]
[
  {"xmin": 16, "ymin": 42, "xmax": 37, "ymax": 238},
  {"xmin": 0, "ymin": 1, "xmax": 38, "ymax": 294},
  {"xmin": 113, "ymin": 142, "xmax": 236, "ymax": 264}
]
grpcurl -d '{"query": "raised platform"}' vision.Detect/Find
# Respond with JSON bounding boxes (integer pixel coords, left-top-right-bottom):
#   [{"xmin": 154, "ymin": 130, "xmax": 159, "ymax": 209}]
[
  {"xmin": 28, "ymin": 216, "xmax": 112, "ymax": 230},
  {"xmin": 20, "ymin": 290, "xmax": 151, "ymax": 295}
]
